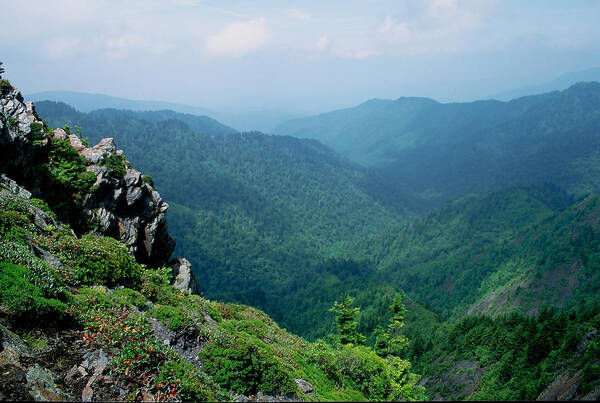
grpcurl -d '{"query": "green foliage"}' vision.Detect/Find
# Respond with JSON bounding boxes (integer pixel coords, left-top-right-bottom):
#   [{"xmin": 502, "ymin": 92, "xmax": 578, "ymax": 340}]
[
  {"xmin": 36, "ymin": 233, "xmax": 142, "ymax": 287},
  {"xmin": 112, "ymin": 287, "xmax": 147, "ymax": 309},
  {"xmin": 29, "ymin": 198, "xmax": 56, "ymax": 217},
  {"xmin": 330, "ymin": 295, "xmax": 366, "ymax": 345},
  {"xmin": 0, "ymin": 240, "xmax": 65, "ymax": 297},
  {"xmin": 199, "ymin": 330, "xmax": 297, "ymax": 395},
  {"xmin": 0, "ymin": 261, "xmax": 67, "ymax": 317},
  {"xmin": 307, "ymin": 341, "xmax": 426, "ymax": 401},
  {"xmin": 0, "ymin": 79, "xmax": 11, "ymax": 92},
  {"xmin": 154, "ymin": 358, "xmax": 230, "ymax": 401},
  {"xmin": 140, "ymin": 266, "xmax": 173, "ymax": 301},
  {"xmin": 101, "ymin": 152, "xmax": 127, "ymax": 179},
  {"xmin": 151, "ymin": 304, "xmax": 194, "ymax": 330},
  {"xmin": 414, "ymin": 310, "xmax": 600, "ymax": 400},
  {"xmin": 142, "ymin": 174, "xmax": 154, "ymax": 187},
  {"xmin": 46, "ymin": 138, "xmax": 95, "ymax": 191}
]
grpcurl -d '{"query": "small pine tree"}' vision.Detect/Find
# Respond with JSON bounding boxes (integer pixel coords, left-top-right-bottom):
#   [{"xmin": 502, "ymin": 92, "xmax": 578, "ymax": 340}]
[
  {"xmin": 387, "ymin": 293, "xmax": 409, "ymax": 356},
  {"xmin": 374, "ymin": 325, "xmax": 390, "ymax": 357},
  {"xmin": 0, "ymin": 61, "xmax": 4, "ymax": 77},
  {"xmin": 329, "ymin": 295, "xmax": 366, "ymax": 345}
]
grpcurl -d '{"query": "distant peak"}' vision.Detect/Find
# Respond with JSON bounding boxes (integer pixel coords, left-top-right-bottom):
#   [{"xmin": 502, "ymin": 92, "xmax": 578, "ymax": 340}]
[{"xmin": 564, "ymin": 81, "xmax": 600, "ymax": 91}]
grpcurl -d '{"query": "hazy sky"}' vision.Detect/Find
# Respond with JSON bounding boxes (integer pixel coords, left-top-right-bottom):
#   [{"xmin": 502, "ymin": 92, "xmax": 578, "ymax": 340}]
[{"xmin": 2, "ymin": 0, "xmax": 600, "ymax": 113}]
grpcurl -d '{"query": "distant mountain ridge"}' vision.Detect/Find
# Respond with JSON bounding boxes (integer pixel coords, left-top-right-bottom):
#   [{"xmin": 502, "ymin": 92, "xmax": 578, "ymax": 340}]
[
  {"xmin": 27, "ymin": 90, "xmax": 302, "ymax": 133},
  {"xmin": 489, "ymin": 66, "xmax": 600, "ymax": 101},
  {"xmin": 276, "ymin": 82, "xmax": 600, "ymax": 206},
  {"xmin": 27, "ymin": 90, "xmax": 216, "ymax": 115},
  {"xmin": 35, "ymin": 100, "xmax": 237, "ymax": 136}
]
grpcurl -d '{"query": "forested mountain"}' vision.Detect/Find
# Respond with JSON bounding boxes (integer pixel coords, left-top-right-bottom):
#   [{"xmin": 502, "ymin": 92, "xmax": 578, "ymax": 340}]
[
  {"xmin": 35, "ymin": 101, "xmax": 237, "ymax": 136},
  {"xmin": 34, "ymin": 101, "xmax": 423, "ymax": 336},
  {"xmin": 28, "ymin": 90, "xmax": 217, "ymax": 116},
  {"xmin": 28, "ymin": 91, "xmax": 300, "ymax": 132},
  {"xmin": 276, "ymin": 82, "xmax": 600, "ymax": 206},
  {"xmin": 33, "ymin": 90, "xmax": 600, "ymax": 400},
  {"xmin": 1, "ymin": 78, "xmax": 426, "ymax": 401}
]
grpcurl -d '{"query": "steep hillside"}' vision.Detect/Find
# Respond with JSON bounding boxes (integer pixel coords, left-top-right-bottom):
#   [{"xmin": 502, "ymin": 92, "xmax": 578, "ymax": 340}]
[
  {"xmin": 33, "ymin": 101, "xmax": 424, "ymax": 337},
  {"xmin": 276, "ymin": 83, "xmax": 600, "ymax": 205},
  {"xmin": 1, "ymin": 76, "xmax": 426, "ymax": 401}
]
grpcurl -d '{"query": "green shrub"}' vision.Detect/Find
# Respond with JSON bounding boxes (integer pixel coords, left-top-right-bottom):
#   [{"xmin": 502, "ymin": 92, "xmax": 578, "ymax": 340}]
[
  {"xmin": 30, "ymin": 198, "xmax": 56, "ymax": 217},
  {"xmin": 101, "ymin": 153, "xmax": 127, "ymax": 179},
  {"xmin": 151, "ymin": 304, "xmax": 194, "ymax": 330},
  {"xmin": 47, "ymin": 138, "xmax": 96, "ymax": 192},
  {"xmin": 36, "ymin": 233, "xmax": 142, "ymax": 287},
  {"xmin": 307, "ymin": 341, "xmax": 426, "ymax": 401},
  {"xmin": 0, "ymin": 79, "xmax": 11, "ymax": 92},
  {"xmin": 142, "ymin": 174, "xmax": 154, "ymax": 187},
  {"xmin": 199, "ymin": 330, "xmax": 296, "ymax": 395},
  {"xmin": 140, "ymin": 266, "xmax": 173, "ymax": 301},
  {"xmin": 0, "ymin": 261, "xmax": 67, "ymax": 317},
  {"xmin": 113, "ymin": 287, "xmax": 147, "ymax": 309},
  {"xmin": 0, "ymin": 240, "xmax": 65, "ymax": 297},
  {"xmin": 154, "ymin": 358, "xmax": 229, "ymax": 401}
]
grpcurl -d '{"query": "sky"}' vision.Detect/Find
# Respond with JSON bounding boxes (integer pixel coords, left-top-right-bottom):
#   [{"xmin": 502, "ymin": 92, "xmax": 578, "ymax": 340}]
[{"xmin": 2, "ymin": 0, "xmax": 600, "ymax": 114}]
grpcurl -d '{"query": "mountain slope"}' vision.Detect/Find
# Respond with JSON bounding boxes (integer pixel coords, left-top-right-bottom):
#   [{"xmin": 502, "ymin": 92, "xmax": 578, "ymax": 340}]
[
  {"xmin": 276, "ymin": 82, "xmax": 600, "ymax": 205},
  {"xmin": 35, "ymin": 101, "xmax": 237, "ymax": 136},
  {"xmin": 490, "ymin": 66, "xmax": 600, "ymax": 100},
  {"xmin": 33, "ymin": 101, "xmax": 423, "ymax": 339},
  {"xmin": 27, "ymin": 90, "xmax": 216, "ymax": 116},
  {"xmin": 27, "ymin": 91, "xmax": 301, "ymax": 132},
  {"xmin": 1, "ymin": 77, "xmax": 426, "ymax": 402}
]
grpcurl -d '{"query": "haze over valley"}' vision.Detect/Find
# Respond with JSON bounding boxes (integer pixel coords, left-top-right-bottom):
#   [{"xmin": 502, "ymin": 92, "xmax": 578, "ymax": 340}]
[{"xmin": 2, "ymin": 1, "xmax": 600, "ymax": 401}]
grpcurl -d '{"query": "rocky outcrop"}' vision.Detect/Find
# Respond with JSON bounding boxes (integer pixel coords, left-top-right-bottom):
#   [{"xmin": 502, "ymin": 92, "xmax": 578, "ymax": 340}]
[
  {"xmin": 49, "ymin": 128, "xmax": 176, "ymax": 266},
  {"xmin": 169, "ymin": 257, "xmax": 199, "ymax": 295},
  {"xmin": 0, "ymin": 86, "xmax": 44, "ymax": 177},
  {"xmin": 1, "ymin": 79, "xmax": 192, "ymax": 276},
  {"xmin": 0, "ymin": 87, "xmax": 40, "ymax": 144}
]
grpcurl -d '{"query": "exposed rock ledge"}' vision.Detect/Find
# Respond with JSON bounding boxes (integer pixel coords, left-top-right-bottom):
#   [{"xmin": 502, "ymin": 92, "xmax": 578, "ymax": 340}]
[{"xmin": 52, "ymin": 128, "xmax": 176, "ymax": 266}]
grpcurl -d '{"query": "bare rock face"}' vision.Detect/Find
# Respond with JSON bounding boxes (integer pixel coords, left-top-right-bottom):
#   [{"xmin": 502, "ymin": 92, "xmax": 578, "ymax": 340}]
[
  {"xmin": 0, "ymin": 86, "xmax": 45, "ymax": 177},
  {"xmin": 0, "ymin": 88, "xmax": 40, "ymax": 144},
  {"xmin": 52, "ymin": 131, "xmax": 176, "ymax": 266},
  {"xmin": 169, "ymin": 257, "xmax": 199, "ymax": 295},
  {"xmin": 0, "ymin": 80, "xmax": 179, "ymax": 269}
]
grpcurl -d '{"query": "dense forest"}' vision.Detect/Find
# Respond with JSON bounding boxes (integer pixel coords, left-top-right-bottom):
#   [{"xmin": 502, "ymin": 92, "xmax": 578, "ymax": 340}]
[
  {"xmin": 33, "ymin": 82, "xmax": 600, "ymax": 399},
  {"xmin": 277, "ymin": 83, "xmax": 600, "ymax": 207}
]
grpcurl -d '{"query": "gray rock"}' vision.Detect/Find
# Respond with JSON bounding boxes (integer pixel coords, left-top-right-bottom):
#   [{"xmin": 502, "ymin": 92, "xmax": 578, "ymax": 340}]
[
  {"xmin": 67, "ymin": 134, "xmax": 85, "ymax": 151},
  {"xmin": 576, "ymin": 328, "xmax": 597, "ymax": 356},
  {"xmin": 30, "ymin": 244, "xmax": 65, "ymax": 270},
  {"xmin": 26, "ymin": 364, "xmax": 70, "ymax": 401},
  {"xmin": 295, "ymin": 379, "xmax": 314, "ymax": 394},
  {"xmin": 0, "ymin": 323, "xmax": 32, "ymax": 358},
  {"xmin": 0, "ymin": 174, "xmax": 31, "ymax": 198},
  {"xmin": 76, "ymin": 137, "xmax": 175, "ymax": 265},
  {"xmin": 169, "ymin": 257, "xmax": 199, "ymax": 294},
  {"xmin": 52, "ymin": 128, "xmax": 67, "ymax": 140}
]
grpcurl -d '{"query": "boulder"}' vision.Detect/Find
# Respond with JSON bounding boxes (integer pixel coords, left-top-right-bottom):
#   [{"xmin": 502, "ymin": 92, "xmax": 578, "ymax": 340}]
[
  {"xmin": 295, "ymin": 379, "xmax": 314, "ymax": 394},
  {"xmin": 169, "ymin": 257, "xmax": 199, "ymax": 295}
]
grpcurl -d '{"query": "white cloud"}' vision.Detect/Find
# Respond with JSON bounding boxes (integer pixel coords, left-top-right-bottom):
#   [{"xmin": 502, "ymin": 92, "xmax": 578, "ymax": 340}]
[
  {"xmin": 339, "ymin": 49, "xmax": 382, "ymax": 60},
  {"xmin": 377, "ymin": 0, "xmax": 492, "ymax": 54},
  {"xmin": 315, "ymin": 35, "xmax": 330, "ymax": 52},
  {"xmin": 43, "ymin": 37, "xmax": 82, "ymax": 59},
  {"xmin": 286, "ymin": 8, "xmax": 311, "ymax": 21},
  {"xmin": 205, "ymin": 18, "xmax": 272, "ymax": 57}
]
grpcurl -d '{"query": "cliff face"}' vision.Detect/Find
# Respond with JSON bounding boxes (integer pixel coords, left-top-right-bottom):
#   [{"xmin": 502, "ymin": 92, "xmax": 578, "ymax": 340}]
[
  {"xmin": 51, "ymin": 129, "xmax": 175, "ymax": 266},
  {"xmin": 0, "ymin": 80, "xmax": 193, "ymax": 293}
]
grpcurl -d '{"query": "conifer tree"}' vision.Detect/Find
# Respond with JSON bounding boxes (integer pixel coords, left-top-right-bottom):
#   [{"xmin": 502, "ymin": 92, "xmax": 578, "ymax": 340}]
[
  {"xmin": 329, "ymin": 295, "xmax": 366, "ymax": 345},
  {"xmin": 387, "ymin": 293, "xmax": 409, "ymax": 356},
  {"xmin": 0, "ymin": 61, "xmax": 4, "ymax": 77}
]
